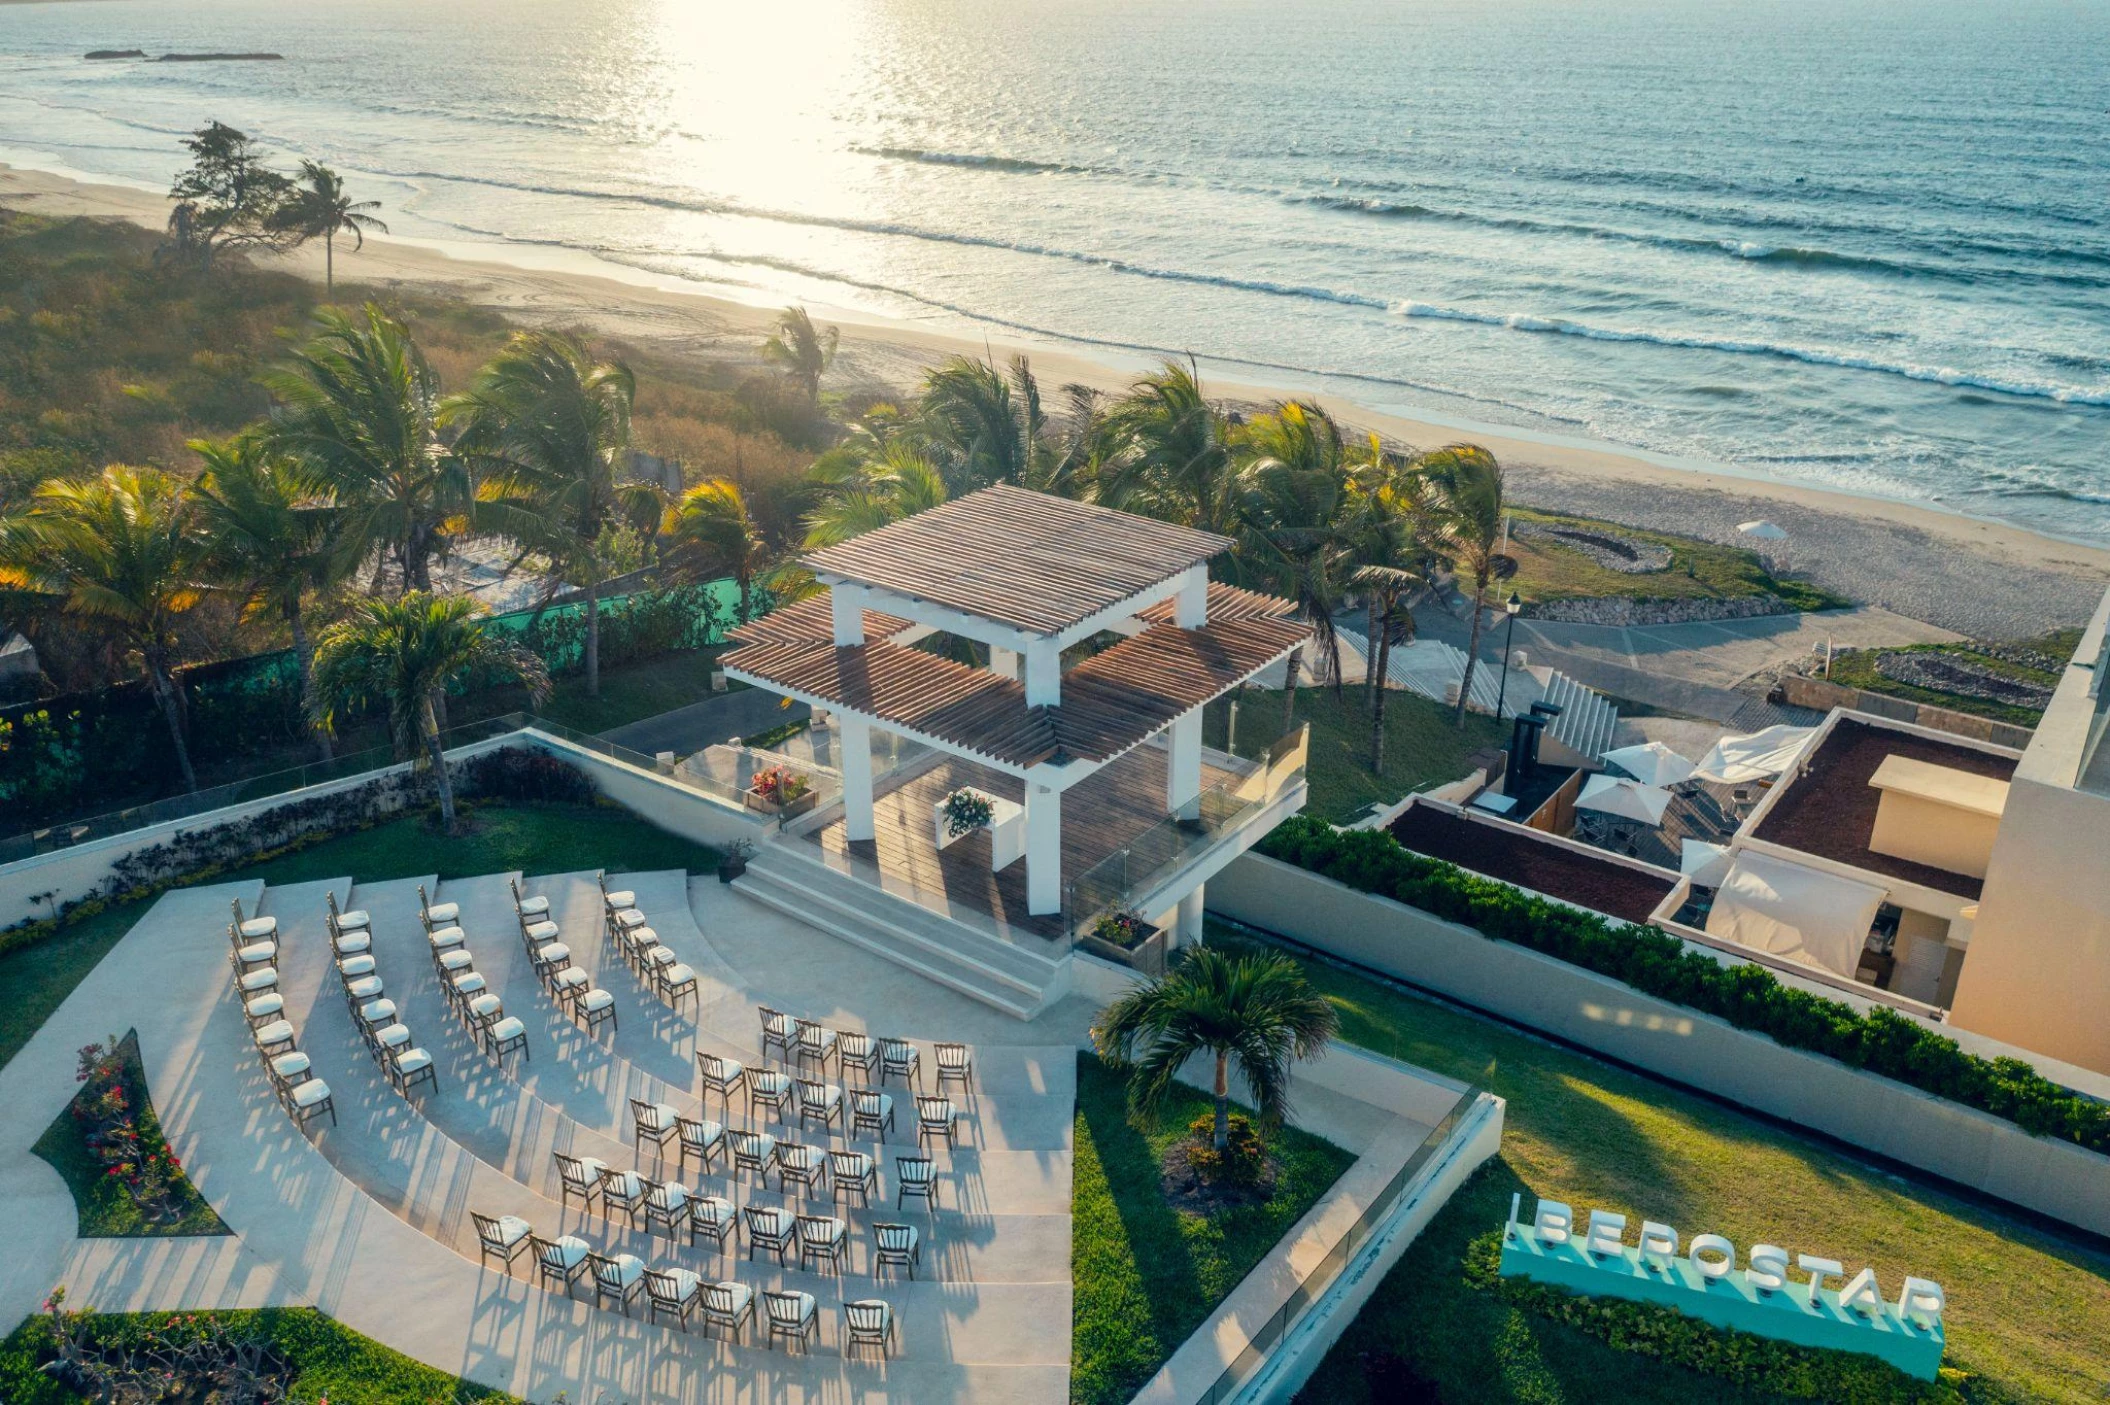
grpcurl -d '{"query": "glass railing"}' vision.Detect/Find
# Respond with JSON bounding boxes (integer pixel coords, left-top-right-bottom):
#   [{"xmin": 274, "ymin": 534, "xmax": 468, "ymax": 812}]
[
  {"xmin": 1064, "ymin": 723, "xmax": 1309, "ymax": 938},
  {"xmin": 1198, "ymin": 1084, "xmax": 1482, "ymax": 1405}
]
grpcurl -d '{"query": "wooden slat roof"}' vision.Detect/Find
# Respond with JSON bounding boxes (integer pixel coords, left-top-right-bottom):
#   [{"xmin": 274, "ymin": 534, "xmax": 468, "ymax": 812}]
[
  {"xmin": 729, "ymin": 595, "xmax": 915, "ymax": 647},
  {"xmin": 801, "ymin": 484, "xmax": 1234, "ymax": 636},
  {"xmin": 721, "ymin": 601, "xmax": 1307, "ymax": 769},
  {"xmin": 1137, "ymin": 582, "xmax": 1298, "ymax": 625}
]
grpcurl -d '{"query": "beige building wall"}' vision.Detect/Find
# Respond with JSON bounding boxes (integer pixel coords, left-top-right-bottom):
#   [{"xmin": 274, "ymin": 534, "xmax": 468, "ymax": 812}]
[
  {"xmin": 1948, "ymin": 582, "xmax": 2110, "ymax": 1075},
  {"xmin": 1867, "ymin": 790, "xmax": 2001, "ymax": 879},
  {"xmin": 1947, "ymin": 778, "xmax": 2110, "ymax": 1074}
]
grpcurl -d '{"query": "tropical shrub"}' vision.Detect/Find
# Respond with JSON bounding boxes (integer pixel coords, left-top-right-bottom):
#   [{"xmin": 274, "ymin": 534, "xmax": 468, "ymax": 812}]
[{"xmin": 1256, "ymin": 815, "xmax": 2110, "ymax": 1153}]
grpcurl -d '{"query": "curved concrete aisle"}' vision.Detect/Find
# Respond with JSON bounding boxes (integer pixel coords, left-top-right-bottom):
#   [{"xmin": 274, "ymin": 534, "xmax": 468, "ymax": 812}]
[{"xmin": 3, "ymin": 871, "xmax": 1078, "ymax": 1402}]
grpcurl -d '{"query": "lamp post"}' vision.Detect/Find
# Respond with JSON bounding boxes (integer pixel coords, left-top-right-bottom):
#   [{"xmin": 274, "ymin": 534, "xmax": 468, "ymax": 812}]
[{"xmin": 1495, "ymin": 591, "xmax": 1522, "ymax": 719}]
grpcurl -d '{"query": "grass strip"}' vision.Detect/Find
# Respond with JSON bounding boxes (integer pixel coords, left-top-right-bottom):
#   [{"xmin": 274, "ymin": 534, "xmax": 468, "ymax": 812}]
[{"xmin": 1069, "ymin": 1052, "xmax": 1355, "ymax": 1405}]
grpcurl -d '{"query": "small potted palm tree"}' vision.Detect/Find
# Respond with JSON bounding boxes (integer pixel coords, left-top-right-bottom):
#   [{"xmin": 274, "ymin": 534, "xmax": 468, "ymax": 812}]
[{"xmin": 719, "ymin": 836, "xmax": 757, "ymax": 884}]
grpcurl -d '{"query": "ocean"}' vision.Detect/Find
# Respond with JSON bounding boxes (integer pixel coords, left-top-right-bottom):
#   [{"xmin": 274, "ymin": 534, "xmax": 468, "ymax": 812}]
[{"xmin": 4, "ymin": 0, "xmax": 2108, "ymax": 542}]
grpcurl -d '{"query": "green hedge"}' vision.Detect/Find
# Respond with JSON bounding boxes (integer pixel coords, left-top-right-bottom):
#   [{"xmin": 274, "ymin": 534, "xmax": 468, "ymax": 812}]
[
  {"xmin": 1460, "ymin": 1231, "xmax": 1960, "ymax": 1404},
  {"xmin": 1256, "ymin": 816, "xmax": 2110, "ymax": 1154}
]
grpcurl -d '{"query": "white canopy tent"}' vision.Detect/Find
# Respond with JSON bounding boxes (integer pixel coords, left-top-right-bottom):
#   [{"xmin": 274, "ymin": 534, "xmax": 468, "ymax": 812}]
[
  {"xmin": 1601, "ymin": 741, "xmax": 1698, "ymax": 788},
  {"xmin": 1680, "ymin": 840, "xmax": 1735, "ymax": 887},
  {"xmin": 1704, "ymin": 850, "xmax": 1885, "ymax": 980},
  {"xmin": 1695, "ymin": 724, "xmax": 1817, "ymax": 785},
  {"xmin": 1575, "ymin": 774, "xmax": 1673, "ymax": 826},
  {"xmin": 1738, "ymin": 520, "xmax": 1789, "ymax": 540}
]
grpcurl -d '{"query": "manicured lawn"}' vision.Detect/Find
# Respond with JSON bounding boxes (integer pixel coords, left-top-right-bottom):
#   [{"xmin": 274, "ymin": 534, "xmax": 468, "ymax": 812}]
[
  {"xmin": 1507, "ymin": 508, "xmax": 1846, "ymax": 612},
  {"xmin": 30, "ymin": 1031, "xmax": 227, "ymax": 1238},
  {"xmin": 0, "ymin": 802, "xmax": 719, "ymax": 1076},
  {"xmin": 0, "ymin": 1305, "xmax": 520, "ymax": 1405},
  {"xmin": 1249, "ymin": 930, "xmax": 2110, "ymax": 1404},
  {"xmin": 1070, "ymin": 1053, "xmax": 1355, "ymax": 1405},
  {"xmin": 1208, "ymin": 687, "xmax": 1507, "ymax": 824}
]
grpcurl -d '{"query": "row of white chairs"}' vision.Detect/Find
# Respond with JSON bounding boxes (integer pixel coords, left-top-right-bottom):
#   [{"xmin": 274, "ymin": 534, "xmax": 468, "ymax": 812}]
[
  {"xmin": 330, "ymin": 889, "xmax": 440, "ymax": 1098},
  {"xmin": 231, "ymin": 897, "xmax": 336, "ymax": 1129},
  {"xmin": 476, "ymin": 1209, "xmax": 898, "ymax": 1354}
]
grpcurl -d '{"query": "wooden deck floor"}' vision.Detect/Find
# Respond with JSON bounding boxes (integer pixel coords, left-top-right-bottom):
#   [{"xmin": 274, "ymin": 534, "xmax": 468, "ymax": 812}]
[{"xmin": 803, "ymin": 747, "xmax": 1241, "ymax": 941}]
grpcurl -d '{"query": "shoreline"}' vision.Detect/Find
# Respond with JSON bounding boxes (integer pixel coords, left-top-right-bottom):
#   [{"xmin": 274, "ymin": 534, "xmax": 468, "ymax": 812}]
[{"xmin": 2, "ymin": 158, "xmax": 2104, "ymax": 638}]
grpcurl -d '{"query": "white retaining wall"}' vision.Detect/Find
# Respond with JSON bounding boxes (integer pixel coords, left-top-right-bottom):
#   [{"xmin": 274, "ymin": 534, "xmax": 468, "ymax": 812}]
[
  {"xmin": 0, "ymin": 728, "xmax": 770, "ymax": 931},
  {"xmin": 1210, "ymin": 852, "xmax": 2110, "ymax": 1240}
]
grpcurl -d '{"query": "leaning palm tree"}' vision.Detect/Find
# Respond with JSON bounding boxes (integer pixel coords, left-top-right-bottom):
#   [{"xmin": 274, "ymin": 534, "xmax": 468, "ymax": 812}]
[
  {"xmin": 760, "ymin": 306, "xmax": 840, "ymax": 405},
  {"xmin": 1424, "ymin": 445, "xmax": 1516, "ymax": 728},
  {"xmin": 0, "ymin": 466, "xmax": 205, "ymax": 790},
  {"xmin": 914, "ymin": 354, "xmax": 1050, "ymax": 492},
  {"xmin": 447, "ymin": 330, "xmax": 662, "ymax": 696},
  {"xmin": 1093, "ymin": 945, "xmax": 1339, "ymax": 1153},
  {"xmin": 1342, "ymin": 438, "xmax": 1434, "ymax": 768},
  {"xmin": 192, "ymin": 431, "xmax": 348, "ymax": 758},
  {"xmin": 1100, "ymin": 358, "xmax": 1237, "ymax": 533},
  {"xmin": 306, "ymin": 593, "xmax": 549, "ymax": 833},
  {"xmin": 1234, "ymin": 401, "xmax": 1356, "ymax": 729},
  {"xmin": 664, "ymin": 478, "xmax": 769, "ymax": 624},
  {"xmin": 282, "ymin": 161, "xmax": 387, "ymax": 295},
  {"xmin": 262, "ymin": 304, "xmax": 473, "ymax": 595}
]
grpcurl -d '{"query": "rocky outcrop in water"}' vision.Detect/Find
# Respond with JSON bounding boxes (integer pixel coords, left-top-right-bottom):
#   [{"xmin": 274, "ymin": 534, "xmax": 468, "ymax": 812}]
[
  {"xmin": 156, "ymin": 53, "xmax": 285, "ymax": 62},
  {"xmin": 84, "ymin": 50, "xmax": 147, "ymax": 60}
]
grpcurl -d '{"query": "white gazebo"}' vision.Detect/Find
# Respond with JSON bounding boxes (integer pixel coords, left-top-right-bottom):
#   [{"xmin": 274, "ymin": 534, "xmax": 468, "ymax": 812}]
[{"xmin": 719, "ymin": 486, "xmax": 1312, "ymax": 954}]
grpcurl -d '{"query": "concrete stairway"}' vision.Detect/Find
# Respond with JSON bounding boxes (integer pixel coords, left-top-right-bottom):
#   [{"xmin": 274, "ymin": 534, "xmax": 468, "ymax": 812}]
[
  {"xmin": 733, "ymin": 842, "xmax": 1066, "ymax": 1020},
  {"xmin": 1344, "ymin": 629, "xmax": 1620, "ymax": 762}
]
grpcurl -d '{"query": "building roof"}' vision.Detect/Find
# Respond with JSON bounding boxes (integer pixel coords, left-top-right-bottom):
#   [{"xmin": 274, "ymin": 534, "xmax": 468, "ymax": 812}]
[
  {"xmin": 1751, "ymin": 716, "xmax": 2019, "ymax": 900},
  {"xmin": 729, "ymin": 595, "xmax": 915, "ymax": 648},
  {"xmin": 1391, "ymin": 802, "xmax": 1677, "ymax": 924},
  {"xmin": 721, "ymin": 584, "xmax": 1306, "ymax": 769},
  {"xmin": 801, "ymin": 484, "xmax": 1234, "ymax": 636}
]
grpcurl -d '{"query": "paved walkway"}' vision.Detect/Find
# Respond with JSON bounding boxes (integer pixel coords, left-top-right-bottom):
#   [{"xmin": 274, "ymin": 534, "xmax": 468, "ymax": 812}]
[
  {"xmin": 0, "ymin": 856, "xmax": 1474, "ymax": 1404},
  {"xmin": 1410, "ymin": 595, "xmax": 1955, "ymax": 722}
]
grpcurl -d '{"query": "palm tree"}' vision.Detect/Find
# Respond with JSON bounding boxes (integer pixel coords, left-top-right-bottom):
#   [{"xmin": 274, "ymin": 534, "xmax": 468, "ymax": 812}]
[
  {"xmin": 915, "ymin": 355, "xmax": 1050, "ymax": 492},
  {"xmin": 1099, "ymin": 359, "xmax": 1238, "ymax": 533},
  {"xmin": 760, "ymin": 306, "xmax": 840, "ymax": 405},
  {"xmin": 192, "ymin": 432, "xmax": 347, "ymax": 758},
  {"xmin": 447, "ymin": 331, "xmax": 661, "ymax": 697},
  {"xmin": 0, "ymin": 466, "xmax": 204, "ymax": 790},
  {"xmin": 1424, "ymin": 445, "xmax": 1517, "ymax": 728},
  {"xmin": 282, "ymin": 161, "xmax": 387, "ymax": 295},
  {"xmin": 306, "ymin": 593, "xmax": 549, "ymax": 833},
  {"xmin": 1343, "ymin": 438, "xmax": 1433, "ymax": 769},
  {"xmin": 1234, "ymin": 402, "xmax": 1355, "ymax": 729},
  {"xmin": 664, "ymin": 478, "xmax": 769, "ymax": 624},
  {"xmin": 262, "ymin": 304, "xmax": 472, "ymax": 596},
  {"xmin": 1093, "ymin": 945, "xmax": 1338, "ymax": 1153},
  {"xmin": 800, "ymin": 441, "xmax": 948, "ymax": 548}
]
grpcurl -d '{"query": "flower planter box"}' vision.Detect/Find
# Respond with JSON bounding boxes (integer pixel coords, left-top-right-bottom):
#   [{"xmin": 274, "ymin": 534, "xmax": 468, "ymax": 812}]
[
  {"xmin": 745, "ymin": 788, "xmax": 817, "ymax": 820},
  {"xmin": 933, "ymin": 787, "xmax": 1025, "ymax": 871},
  {"xmin": 1078, "ymin": 916, "xmax": 1171, "ymax": 976}
]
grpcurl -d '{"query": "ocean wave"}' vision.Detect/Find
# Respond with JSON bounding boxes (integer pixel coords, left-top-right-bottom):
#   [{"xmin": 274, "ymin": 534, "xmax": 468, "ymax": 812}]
[
  {"xmin": 851, "ymin": 145, "xmax": 1100, "ymax": 177},
  {"xmin": 1386, "ymin": 301, "xmax": 2110, "ymax": 406},
  {"xmin": 1976, "ymin": 470, "xmax": 2110, "ymax": 505},
  {"xmin": 1294, "ymin": 190, "xmax": 2092, "ymax": 285}
]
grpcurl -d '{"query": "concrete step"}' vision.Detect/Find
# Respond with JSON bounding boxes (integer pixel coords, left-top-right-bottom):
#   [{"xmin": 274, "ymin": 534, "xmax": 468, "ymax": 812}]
[{"xmin": 734, "ymin": 850, "xmax": 1056, "ymax": 1021}]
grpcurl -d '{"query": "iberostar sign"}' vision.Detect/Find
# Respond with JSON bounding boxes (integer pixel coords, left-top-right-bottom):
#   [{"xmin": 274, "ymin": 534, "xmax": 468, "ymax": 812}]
[{"xmin": 1499, "ymin": 1195, "xmax": 1946, "ymax": 1380}]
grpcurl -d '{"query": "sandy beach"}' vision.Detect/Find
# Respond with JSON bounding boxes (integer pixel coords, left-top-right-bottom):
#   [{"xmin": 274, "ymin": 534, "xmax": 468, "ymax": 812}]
[{"xmin": 4, "ymin": 161, "xmax": 2104, "ymax": 641}]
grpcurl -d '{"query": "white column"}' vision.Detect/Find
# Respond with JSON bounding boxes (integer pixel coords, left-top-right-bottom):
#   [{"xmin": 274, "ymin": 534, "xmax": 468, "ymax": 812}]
[
  {"xmin": 1167, "ymin": 706, "xmax": 1203, "ymax": 820},
  {"xmin": 830, "ymin": 584, "xmax": 866, "ymax": 646},
  {"xmin": 989, "ymin": 646, "xmax": 1020, "ymax": 680},
  {"xmin": 1176, "ymin": 884, "xmax": 1206, "ymax": 946},
  {"xmin": 840, "ymin": 713, "xmax": 875, "ymax": 842},
  {"xmin": 1025, "ymin": 782, "xmax": 1063, "ymax": 915},
  {"xmin": 1024, "ymin": 639, "xmax": 1062, "ymax": 707},
  {"xmin": 1174, "ymin": 565, "xmax": 1209, "ymax": 629}
]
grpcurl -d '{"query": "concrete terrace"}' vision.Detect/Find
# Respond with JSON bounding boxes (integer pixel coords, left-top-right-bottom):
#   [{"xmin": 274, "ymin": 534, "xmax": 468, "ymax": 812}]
[{"xmin": 0, "ymin": 868, "xmax": 1099, "ymax": 1403}]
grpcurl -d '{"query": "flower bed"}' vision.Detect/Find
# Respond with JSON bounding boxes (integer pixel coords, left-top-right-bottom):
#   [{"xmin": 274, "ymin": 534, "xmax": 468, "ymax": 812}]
[{"xmin": 31, "ymin": 1031, "xmax": 226, "ymax": 1237}]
